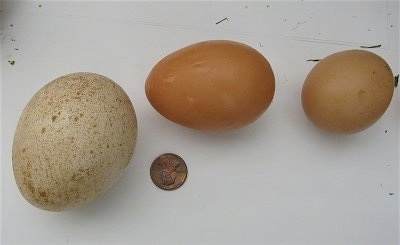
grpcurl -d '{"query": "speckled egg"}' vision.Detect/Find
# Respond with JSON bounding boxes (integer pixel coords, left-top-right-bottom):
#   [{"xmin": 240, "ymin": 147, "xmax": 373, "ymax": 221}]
[{"xmin": 12, "ymin": 72, "xmax": 137, "ymax": 211}]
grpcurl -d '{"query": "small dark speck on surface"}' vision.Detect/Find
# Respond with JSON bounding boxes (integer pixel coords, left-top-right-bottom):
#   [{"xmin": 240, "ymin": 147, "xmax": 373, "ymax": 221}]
[
  {"xmin": 394, "ymin": 75, "xmax": 399, "ymax": 87},
  {"xmin": 307, "ymin": 59, "xmax": 320, "ymax": 62},
  {"xmin": 10, "ymin": 24, "xmax": 14, "ymax": 27},
  {"xmin": 39, "ymin": 4, "xmax": 42, "ymax": 7},
  {"xmin": 259, "ymin": 41, "xmax": 264, "ymax": 47},
  {"xmin": 15, "ymin": 48, "xmax": 19, "ymax": 51},
  {"xmin": 389, "ymin": 193, "xmax": 394, "ymax": 196},
  {"xmin": 11, "ymin": 38, "xmax": 16, "ymax": 42},
  {"xmin": 385, "ymin": 130, "xmax": 388, "ymax": 133},
  {"xmin": 8, "ymin": 60, "xmax": 15, "ymax": 66}
]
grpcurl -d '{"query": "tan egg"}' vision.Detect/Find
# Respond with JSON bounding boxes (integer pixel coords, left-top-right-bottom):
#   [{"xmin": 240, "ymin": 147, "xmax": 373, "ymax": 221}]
[
  {"xmin": 12, "ymin": 72, "xmax": 137, "ymax": 211},
  {"xmin": 301, "ymin": 50, "xmax": 394, "ymax": 134},
  {"xmin": 145, "ymin": 40, "xmax": 275, "ymax": 131}
]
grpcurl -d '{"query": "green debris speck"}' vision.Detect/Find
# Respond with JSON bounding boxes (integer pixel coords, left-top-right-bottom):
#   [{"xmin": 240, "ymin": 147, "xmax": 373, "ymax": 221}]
[
  {"xmin": 395, "ymin": 74, "xmax": 399, "ymax": 87},
  {"xmin": 8, "ymin": 60, "xmax": 15, "ymax": 66}
]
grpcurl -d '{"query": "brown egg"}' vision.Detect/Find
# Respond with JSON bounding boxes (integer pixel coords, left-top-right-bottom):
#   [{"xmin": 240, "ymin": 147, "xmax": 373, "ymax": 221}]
[
  {"xmin": 145, "ymin": 40, "xmax": 275, "ymax": 131},
  {"xmin": 301, "ymin": 50, "xmax": 394, "ymax": 134}
]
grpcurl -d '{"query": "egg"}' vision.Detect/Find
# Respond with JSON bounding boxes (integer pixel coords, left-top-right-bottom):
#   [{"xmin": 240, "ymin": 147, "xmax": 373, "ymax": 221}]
[
  {"xmin": 145, "ymin": 40, "xmax": 275, "ymax": 131},
  {"xmin": 12, "ymin": 72, "xmax": 137, "ymax": 211},
  {"xmin": 301, "ymin": 50, "xmax": 394, "ymax": 134}
]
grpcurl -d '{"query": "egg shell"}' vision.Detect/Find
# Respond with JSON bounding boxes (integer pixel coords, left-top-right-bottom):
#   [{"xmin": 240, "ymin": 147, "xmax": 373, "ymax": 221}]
[
  {"xmin": 145, "ymin": 40, "xmax": 275, "ymax": 131},
  {"xmin": 301, "ymin": 50, "xmax": 394, "ymax": 134},
  {"xmin": 12, "ymin": 72, "xmax": 137, "ymax": 211}
]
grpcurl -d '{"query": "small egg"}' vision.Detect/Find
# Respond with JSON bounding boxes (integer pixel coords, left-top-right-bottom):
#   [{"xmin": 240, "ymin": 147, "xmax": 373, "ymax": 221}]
[
  {"xmin": 12, "ymin": 72, "xmax": 137, "ymax": 211},
  {"xmin": 301, "ymin": 50, "xmax": 394, "ymax": 134},
  {"xmin": 145, "ymin": 40, "xmax": 275, "ymax": 131}
]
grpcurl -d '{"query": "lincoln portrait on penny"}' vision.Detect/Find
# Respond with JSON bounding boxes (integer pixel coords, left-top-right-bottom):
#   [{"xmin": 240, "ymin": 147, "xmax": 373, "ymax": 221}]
[{"xmin": 158, "ymin": 155, "xmax": 181, "ymax": 186}]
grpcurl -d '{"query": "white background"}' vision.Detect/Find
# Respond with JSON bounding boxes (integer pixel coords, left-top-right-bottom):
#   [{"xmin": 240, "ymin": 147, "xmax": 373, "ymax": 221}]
[{"xmin": 1, "ymin": 1, "xmax": 399, "ymax": 245}]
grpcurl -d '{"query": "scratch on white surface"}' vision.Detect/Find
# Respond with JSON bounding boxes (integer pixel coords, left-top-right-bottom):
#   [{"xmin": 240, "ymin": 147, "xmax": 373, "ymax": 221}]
[
  {"xmin": 385, "ymin": 0, "xmax": 390, "ymax": 48},
  {"xmin": 29, "ymin": 11, "xmax": 383, "ymax": 48},
  {"xmin": 359, "ymin": 44, "xmax": 382, "ymax": 48},
  {"xmin": 215, "ymin": 17, "xmax": 228, "ymax": 25}
]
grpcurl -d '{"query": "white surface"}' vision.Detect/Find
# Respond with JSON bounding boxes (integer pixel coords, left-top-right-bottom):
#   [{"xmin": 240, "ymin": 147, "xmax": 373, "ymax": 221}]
[{"xmin": 1, "ymin": 1, "xmax": 399, "ymax": 245}]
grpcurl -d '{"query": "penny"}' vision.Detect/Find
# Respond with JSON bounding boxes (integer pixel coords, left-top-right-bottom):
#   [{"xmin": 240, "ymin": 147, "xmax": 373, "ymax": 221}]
[{"xmin": 150, "ymin": 153, "xmax": 188, "ymax": 191}]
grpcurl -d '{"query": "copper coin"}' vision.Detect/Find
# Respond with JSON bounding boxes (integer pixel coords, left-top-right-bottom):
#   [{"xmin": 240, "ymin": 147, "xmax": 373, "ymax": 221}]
[{"xmin": 150, "ymin": 153, "xmax": 188, "ymax": 191}]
